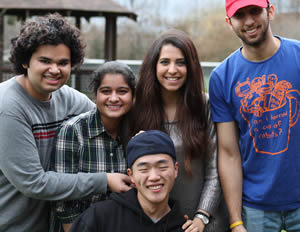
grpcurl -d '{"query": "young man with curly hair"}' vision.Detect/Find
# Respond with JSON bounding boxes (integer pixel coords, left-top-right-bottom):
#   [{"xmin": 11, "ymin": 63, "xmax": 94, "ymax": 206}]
[{"xmin": 0, "ymin": 13, "xmax": 131, "ymax": 232}]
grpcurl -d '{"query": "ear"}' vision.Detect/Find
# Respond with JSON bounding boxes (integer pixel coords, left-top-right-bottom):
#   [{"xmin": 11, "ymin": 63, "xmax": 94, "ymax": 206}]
[
  {"xmin": 225, "ymin": 17, "xmax": 233, "ymax": 30},
  {"xmin": 268, "ymin": 4, "xmax": 275, "ymax": 21},
  {"xmin": 22, "ymin": 64, "xmax": 28, "ymax": 69},
  {"xmin": 225, "ymin": 16, "xmax": 231, "ymax": 25},
  {"xmin": 127, "ymin": 168, "xmax": 135, "ymax": 184},
  {"xmin": 174, "ymin": 162, "xmax": 179, "ymax": 179}
]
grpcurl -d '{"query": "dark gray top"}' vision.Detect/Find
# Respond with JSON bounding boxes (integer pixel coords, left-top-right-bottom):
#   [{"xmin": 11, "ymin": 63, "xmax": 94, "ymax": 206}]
[{"xmin": 168, "ymin": 98, "xmax": 228, "ymax": 231}]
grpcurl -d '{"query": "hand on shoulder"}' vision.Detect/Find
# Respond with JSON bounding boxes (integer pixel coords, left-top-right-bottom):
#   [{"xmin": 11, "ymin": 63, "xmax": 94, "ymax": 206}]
[{"xmin": 107, "ymin": 173, "xmax": 132, "ymax": 192}]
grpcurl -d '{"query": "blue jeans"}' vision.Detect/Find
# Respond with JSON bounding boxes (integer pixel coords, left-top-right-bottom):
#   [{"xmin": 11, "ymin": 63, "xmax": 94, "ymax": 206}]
[{"xmin": 242, "ymin": 205, "xmax": 300, "ymax": 232}]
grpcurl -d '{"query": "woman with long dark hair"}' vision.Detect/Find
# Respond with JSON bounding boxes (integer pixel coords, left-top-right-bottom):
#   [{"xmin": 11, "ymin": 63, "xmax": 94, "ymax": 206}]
[{"xmin": 130, "ymin": 29, "xmax": 228, "ymax": 232}]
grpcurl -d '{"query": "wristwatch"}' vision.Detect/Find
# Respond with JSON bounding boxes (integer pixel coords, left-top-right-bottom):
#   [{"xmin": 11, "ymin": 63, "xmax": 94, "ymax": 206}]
[{"xmin": 194, "ymin": 212, "xmax": 211, "ymax": 225}]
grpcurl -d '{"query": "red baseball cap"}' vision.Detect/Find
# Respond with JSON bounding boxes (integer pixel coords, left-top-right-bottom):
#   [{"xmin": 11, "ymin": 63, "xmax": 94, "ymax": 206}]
[{"xmin": 226, "ymin": 0, "xmax": 269, "ymax": 18}]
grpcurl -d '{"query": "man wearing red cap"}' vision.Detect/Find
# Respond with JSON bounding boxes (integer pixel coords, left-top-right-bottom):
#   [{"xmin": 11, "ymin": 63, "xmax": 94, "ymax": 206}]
[{"xmin": 209, "ymin": 0, "xmax": 300, "ymax": 231}]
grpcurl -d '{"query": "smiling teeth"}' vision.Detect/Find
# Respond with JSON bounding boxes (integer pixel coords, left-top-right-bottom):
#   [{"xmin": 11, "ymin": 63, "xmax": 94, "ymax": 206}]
[
  {"xmin": 166, "ymin": 77, "xmax": 179, "ymax": 81},
  {"xmin": 247, "ymin": 29, "xmax": 256, "ymax": 33},
  {"xmin": 149, "ymin": 185, "xmax": 162, "ymax": 190},
  {"xmin": 108, "ymin": 105, "xmax": 121, "ymax": 108},
  {"xmin": 45, "ymin": 77, "xmax": 58, "ymax": 80}
]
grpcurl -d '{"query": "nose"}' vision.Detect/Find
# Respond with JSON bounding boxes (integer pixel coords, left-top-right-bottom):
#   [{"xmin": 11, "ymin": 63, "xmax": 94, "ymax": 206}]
[
  {"xmin": 168, "ymin": 63, "xmax": 177, "ymax": 75},
  {"xmin": 244, "ymin": 13, "xmax": 255, "ymax": 26},
  {"xmin": 148, "ymin": 168, "xmax": 161, "ymax": 181},
  {"xmin": 109, "ymin": 91, "xmax": 119, "ymax": 102},
  {"xmin": 49, "ymin": 64, "xmax": 60, "ymax": 75}
]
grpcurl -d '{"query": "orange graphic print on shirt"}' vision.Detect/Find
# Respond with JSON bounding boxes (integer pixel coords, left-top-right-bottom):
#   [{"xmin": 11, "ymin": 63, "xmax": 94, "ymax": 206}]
[{"xmin": 235, "ymin": 74, "xmax": 300, "ymax": 155}]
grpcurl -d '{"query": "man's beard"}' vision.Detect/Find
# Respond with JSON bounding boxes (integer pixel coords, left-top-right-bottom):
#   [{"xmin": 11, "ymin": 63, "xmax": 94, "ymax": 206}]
[{"xmin": 235, "ymin": 20, "xmax": 270, "ymax": 47}]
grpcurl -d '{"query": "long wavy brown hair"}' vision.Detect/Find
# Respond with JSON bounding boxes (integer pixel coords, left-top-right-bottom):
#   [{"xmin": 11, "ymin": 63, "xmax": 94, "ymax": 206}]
[{"xmin": 130, "ymin": 29, "xmax": 211, "ymax": 176}]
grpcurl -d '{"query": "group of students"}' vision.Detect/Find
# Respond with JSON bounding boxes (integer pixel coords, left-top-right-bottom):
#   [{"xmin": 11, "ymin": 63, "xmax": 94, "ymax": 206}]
[{"xmin": 0, "ymin": 0, "xmax": 300, "ymax": 231}]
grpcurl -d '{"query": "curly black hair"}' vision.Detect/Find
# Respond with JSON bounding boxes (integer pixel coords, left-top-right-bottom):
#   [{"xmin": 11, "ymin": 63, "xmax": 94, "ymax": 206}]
[{"xmin": 9, "ymin": 13, "xmax": 86, "ymax": 75}]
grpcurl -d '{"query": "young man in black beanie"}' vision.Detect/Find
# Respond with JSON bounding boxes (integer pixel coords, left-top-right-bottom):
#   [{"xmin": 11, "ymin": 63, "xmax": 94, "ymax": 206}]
[{"xmin": 70, "ymin": 130, "xmax": 186, "ymax": 232}]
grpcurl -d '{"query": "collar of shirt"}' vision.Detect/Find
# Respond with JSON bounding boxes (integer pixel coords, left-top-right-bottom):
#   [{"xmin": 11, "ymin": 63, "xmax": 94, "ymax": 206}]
[{"xmin": 88, "ymin": 108, "xmax": 121, "ymax": 144}]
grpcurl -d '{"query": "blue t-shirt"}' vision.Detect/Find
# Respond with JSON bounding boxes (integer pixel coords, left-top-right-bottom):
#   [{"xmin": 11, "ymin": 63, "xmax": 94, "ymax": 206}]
[{"xmin": 209, "ymin": 37, "xmax": 300, "ymax": 211}]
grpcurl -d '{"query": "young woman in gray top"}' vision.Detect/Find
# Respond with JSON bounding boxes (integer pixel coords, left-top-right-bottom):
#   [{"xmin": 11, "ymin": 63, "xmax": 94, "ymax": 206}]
[{"xmin": 130, "ymin": 29, "xmax": 229, "ymax": 232}]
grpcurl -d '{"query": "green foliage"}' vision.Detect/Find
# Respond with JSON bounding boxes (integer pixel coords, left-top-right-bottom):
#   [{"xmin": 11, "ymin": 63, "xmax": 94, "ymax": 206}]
[
  {"xmin": 7, "ymin": 16, "xmax": 17, "ymax": 25},
  {"xmin": 89, "ymin": 36, "xmax": 103, "ymax": 59},
  {"xmin": 84, "ymin": 25, "xmax": 105, "ymax": 59}
]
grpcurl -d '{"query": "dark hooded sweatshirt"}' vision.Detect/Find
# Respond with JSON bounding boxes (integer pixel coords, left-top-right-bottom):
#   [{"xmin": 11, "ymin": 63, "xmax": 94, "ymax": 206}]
[{"xmin": 70, "ymin": 188, "xmax": 185, "ymax": 232}]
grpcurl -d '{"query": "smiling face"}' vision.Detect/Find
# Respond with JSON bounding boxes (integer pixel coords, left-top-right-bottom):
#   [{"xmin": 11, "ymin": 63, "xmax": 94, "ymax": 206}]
[
  {"xmin": 22, "ymin": 44, "xmax": 71, "ymax": 101},
  {"xmin": 227, "ymin": 5, "xmax": 275, "ymax": 48},
  {"xmin": 128, "ymin": 154, "xmax": 178, "ymax": 209},
  {"xmin": 156, "ymin": 44, "xmax": 187, "ymax": 95},
  {"xmin": 96, "ymin": 73, "xmax": 133, "ymax": 128}
]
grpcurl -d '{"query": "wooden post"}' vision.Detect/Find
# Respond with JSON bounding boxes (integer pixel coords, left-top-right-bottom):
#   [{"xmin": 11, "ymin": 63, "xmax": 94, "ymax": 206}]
[
  {"xmin": 0, "ymin": 11, "xmax": 5, "ymax": 83},
  {"xmin": 75, "ymin": 16, "xmax": 81, "ymax": 91},
  {"xmin": 104, "ymin": 15, "xmax": 117, "ymax": 61}
]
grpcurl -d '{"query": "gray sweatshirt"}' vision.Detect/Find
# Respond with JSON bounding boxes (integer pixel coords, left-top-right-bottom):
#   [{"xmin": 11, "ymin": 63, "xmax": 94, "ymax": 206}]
[{"xmin": 0, "ymin": 77, "xmax": 107, "ymax": 232}]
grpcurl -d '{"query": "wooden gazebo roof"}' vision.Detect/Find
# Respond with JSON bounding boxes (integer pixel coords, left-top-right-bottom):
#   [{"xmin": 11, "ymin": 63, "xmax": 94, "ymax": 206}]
[
  {"xmin": 0, "ymin": 0, "xmax": 137, "ymax": 85},
  {"xmin": 0, "ymin": 0, "xmax": 137, "ymax": 20}
]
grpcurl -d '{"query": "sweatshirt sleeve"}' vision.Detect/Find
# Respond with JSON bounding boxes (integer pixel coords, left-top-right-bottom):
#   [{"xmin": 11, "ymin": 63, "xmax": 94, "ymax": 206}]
[
  {"xmin": 196, "ymin": 97, "xmax": 222, "ymax": 215},
  {"xmin": 0, "ymin": 112, "xmax": 107, "ymax": 201}
]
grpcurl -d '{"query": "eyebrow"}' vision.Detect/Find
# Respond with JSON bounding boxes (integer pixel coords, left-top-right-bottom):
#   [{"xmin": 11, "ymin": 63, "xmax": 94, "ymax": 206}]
[
  {"xmin": 99, "ymin": 86, "xmax": 130, "ymax": 89},
  {"xmin": 159, "ymin": 57, "xmax": 184, "ymax": 60},
  {"xmin": 99, "ymin": 86, "xmax": 111, "ymax": 89},
  {"xmin": 39, "ymin": 56, "xmax": 51, "ymax": 60},
  {"xmin": 136, "ymin": 159, "xmax": 169, "ymax": 167},
  {"xmin": 39, "ymin": 56, "xmax": 70, "ymax": 62}
]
